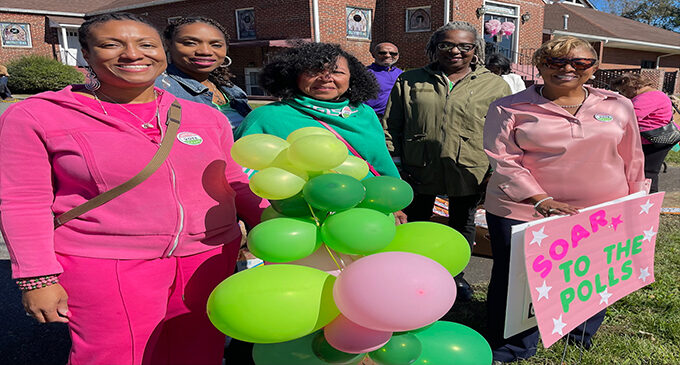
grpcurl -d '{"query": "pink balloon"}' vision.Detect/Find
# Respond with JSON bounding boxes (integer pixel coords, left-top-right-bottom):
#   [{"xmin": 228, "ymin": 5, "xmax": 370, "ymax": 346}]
[
  {"xmin": 324, "ymin": 314, "xmax": 392, "ymax": 354},
  {"xmin": 333, "ymin": 252, "xmax": 456, "ymax": 332}
]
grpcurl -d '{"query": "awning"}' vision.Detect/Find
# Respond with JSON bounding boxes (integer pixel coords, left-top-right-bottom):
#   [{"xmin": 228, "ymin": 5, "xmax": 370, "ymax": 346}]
[
  {"xmin": 229, "ymin": 38, "xmax": 312, "ymax": 48},
  {"xmin": 47, "ymin": 16, "xmax": 84, "ymax": 28}
]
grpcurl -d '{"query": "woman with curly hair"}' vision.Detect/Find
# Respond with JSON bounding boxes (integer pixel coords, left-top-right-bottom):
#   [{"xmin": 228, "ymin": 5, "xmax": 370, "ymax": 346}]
[
  {"xmin": 156, "ymin": 16, "xmax": 251, "ymax": 130},
  {"xmin": 234, "ymin": 42, "xmax": 406, "ymax": 223}
]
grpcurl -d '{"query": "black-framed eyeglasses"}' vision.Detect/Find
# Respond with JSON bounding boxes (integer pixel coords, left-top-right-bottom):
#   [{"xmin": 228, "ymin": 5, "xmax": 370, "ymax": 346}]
[
  {"xmin": 377, "ymin": 51, "xmax": 399, "ymax": 56},
  {"xmin": 544, "ymin": 57, "xmax": 597, "ymax": 70},
  {"xmin": 436, "ymin": 42, "xmax": 476, "ymax": 53}
]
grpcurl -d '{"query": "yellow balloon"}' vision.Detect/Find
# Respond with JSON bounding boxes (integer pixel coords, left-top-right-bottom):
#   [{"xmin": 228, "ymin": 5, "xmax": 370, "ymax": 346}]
[
  {"xmin": 269, "ymin": 148, "xmax": 309, "ymax": 180},
  {"xmin": 330, "ymin": 155, "xmax": 369, "ymax": 180},
  {"xmin": 232, "ymin": 134, "xmax": 289, "ymax": 170},
  {"xmin": 249, "ymin": 167, "xmax": 306, "ymax": 200},
  {"xmin": 286, "ymin": 127, "xmax": 335, "ymax": 143},
  {"xmin": 288, "ymin": 135, "xmax": 349, "ymax": 171}
]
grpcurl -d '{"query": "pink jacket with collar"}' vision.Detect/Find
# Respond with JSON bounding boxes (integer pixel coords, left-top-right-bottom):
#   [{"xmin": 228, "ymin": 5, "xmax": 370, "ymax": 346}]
[
  {"xmin": 484, "ymin": 85, "xmax": 646, "ymax": 221},
  {"xmin": 0, "ymin": 86, "xmax": 264, "ymax": 278}
]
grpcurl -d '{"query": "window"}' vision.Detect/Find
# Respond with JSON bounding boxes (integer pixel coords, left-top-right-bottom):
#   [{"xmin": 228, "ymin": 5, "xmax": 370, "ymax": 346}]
[
  {"xmin": 235, "ymin": 8, "xmax": 256, "ymax": 40},
  {"xmin": 244, "ymin": 68, "xmax": 265, "ymax": 96},
  {"xmin": 346, "ymin": 7, "xmax": 371, "ymax": 40},
  {"xmin": 1, "ymin": 22, "xmax": 32, "ymax": 48},
  {"xmin": 483, "ymin": 1, "xmax": 520, "ymax": 62},
  {"xmin": 406, "ymin": 7, "xmax": 431, "ymax": 33},
  {"xmin": 641, "ymin": 60, "xmax": 656, "ymax": 69}
]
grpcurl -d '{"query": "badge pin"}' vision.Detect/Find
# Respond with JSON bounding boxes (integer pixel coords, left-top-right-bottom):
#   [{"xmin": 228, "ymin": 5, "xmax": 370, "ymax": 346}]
[
  {"xmin": 340, "ymin": 106, "xmax": 352, "ymax": 118},
  {"xmin": 177, "ymin": 131, "xmax": 203, "ymax": 146},
  {"xmin": 594, "ymin": 114, "xmax": 614, "ymax": 122}
]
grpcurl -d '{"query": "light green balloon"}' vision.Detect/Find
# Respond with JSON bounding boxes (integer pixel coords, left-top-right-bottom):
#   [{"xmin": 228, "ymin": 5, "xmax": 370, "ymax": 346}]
[
  {"xmin": 330, "ymin": 155, "xmax": 369, "ymax": 180},
  {"xmin": 249, "ymin": 167, "xmax": 307, "ymax": 200},
  {"xmin": 321, "ymin": 208, "xmax": 396, "ymax": 255},
  {"xmin": 379, "ymin": 221, "xmax": 471, "ymax": 277},
  {"xmin": 232, "ymin": 134, "xmax": 290, "ymax": 170},
  {"xmin": 247, "ymin": 217, "xmax": 321, "ymax": 263},
  {"xmin": 207, "ymin": 265, "xmax": 340, "ymax": 344},
  {"xmin": 286, "ymin": 127, "xmax": 335, "ymax": 143},
  {"xmin": 288, "ymin": 135, "xmax": 348, "ymax": 171},
  {"xmin": 412, "ymin": 321, "xmax": 492, "ymax": 365}
]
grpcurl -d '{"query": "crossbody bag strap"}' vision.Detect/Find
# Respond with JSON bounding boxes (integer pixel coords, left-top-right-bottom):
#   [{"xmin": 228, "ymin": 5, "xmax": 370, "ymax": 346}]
[
  {"xmin": 313, "ymin": 118, "xmax": 381, "ymax": 177},
  {"xmin": 54, "ymin": 100, "xmax": 183, "ymax": 228}
]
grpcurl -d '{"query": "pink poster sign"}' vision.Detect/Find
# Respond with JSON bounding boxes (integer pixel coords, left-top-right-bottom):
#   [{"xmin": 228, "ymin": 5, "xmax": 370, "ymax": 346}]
[{"xmin": 524, "ymin": 193, "xmax": 663, "ymax": 348}]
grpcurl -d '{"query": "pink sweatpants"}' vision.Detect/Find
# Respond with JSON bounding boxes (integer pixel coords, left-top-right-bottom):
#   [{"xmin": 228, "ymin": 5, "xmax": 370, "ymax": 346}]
[{"xmin": 57, "ymin": 241, "xmax": 240, "ymax": 365}]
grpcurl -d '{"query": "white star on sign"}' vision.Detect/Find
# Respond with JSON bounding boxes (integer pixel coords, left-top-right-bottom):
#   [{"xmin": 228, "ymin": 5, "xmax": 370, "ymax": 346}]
[
  {"xmin": 599, "ymin": 288, "xmax": 613, "ymax": 305},
  {"xmin": 552, "ymin": 315, "xmax": 567, "ymax": 336},
  {"xmin": 529, "ymin": 226, "xmax": 548, "ymax": 247},
  {"xmin": 638, "ymin": 267, "xmax": 651, "ymax": 283},
  {"xmin": 535, "ymin": 280, "xmax": 552, "ymax": 302},
  {"xmin": 642, "ymin": 227, "xmax": 657, "ymax": 243},
  {"xmin": 639, "ymin": 199, "xmax": 654, "ymax": 214}
]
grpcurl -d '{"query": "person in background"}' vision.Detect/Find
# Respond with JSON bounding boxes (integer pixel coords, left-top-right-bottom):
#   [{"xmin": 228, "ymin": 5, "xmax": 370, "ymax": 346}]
[
  {"xmin": 365, "ymin": 42, "xmax": 403, "ymax": 118},
  {"xmin": 0, "ymin": 13, "xmax": 263, "ymax": 365},
  {"xmin": 486, "ymin": 52, "xmax": 526, "ymax": 94},
  {"xmin": 483, "ymin": 36, "xmax": 646, "ymax": 362},
  {"xmin": 156, "ymin": 16, "xmax": 251, "ymax": 130},
  {"xmin": 0, "ymin": 63, "xmax": 14, "ymax": 101},
  {"xmin": 611, "ymin": 73, "xmax": 677, "ymax": 193},
  {"xmin": 383, "ymin": 21, "xmax": 511, "ymax": 301}
]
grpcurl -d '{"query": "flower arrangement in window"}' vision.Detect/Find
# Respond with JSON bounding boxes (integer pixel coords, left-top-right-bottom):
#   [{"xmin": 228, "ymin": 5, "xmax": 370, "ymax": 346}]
[{"xmin": 485, "ymin": 19, "xmax": 515, "ymax": 42}]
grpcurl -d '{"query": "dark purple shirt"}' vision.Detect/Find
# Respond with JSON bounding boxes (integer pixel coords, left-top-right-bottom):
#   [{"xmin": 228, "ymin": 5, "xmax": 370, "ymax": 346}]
[{"xmin": 365, "ymin": 63, "xmax": 403, "ymax": 115}]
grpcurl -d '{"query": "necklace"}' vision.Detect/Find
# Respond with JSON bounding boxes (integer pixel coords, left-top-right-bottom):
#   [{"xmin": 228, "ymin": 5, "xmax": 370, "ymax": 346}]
[
  {"xmin": 93, "ymin": 90, "xmax": 160, "ymax": 129},
  {"xmin": 539, "ymin": 86, "xmax": 589, "ymax": 108}
]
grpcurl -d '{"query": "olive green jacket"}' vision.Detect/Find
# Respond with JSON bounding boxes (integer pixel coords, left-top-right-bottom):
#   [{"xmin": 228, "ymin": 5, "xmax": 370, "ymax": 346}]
[{"xmin": 383, "ymin": 63, "xmax": 511, "ymax": 197}]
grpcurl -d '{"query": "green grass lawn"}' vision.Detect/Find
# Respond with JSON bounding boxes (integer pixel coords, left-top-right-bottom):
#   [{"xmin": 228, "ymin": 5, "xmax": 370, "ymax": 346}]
[
  {"xmin": 666, "ymin": 149, "xmax": 680, "ymax": 166},
  {"xmin": 445, "ymin": 215, "xmax": 680, "ymax": 364}
]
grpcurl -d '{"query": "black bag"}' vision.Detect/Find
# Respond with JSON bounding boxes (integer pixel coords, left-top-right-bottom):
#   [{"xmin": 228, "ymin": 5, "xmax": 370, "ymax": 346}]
[{"xmin": 640, "ymin": 121, "xmax": 680, "ymax": 145}]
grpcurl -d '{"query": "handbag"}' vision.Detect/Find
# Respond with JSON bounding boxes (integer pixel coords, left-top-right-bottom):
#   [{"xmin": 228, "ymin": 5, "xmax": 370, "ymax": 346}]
[
  {"xmin": 54, "ymin": 100, "xmax": 182, "ymax": 228},
  {"xmin": 640, "ymin": 120, "xmax": 680, "ymax": 145}
]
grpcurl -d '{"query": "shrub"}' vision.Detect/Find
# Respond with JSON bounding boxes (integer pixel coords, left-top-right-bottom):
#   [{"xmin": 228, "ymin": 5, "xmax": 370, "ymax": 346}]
[{"xmin": 7, "ymin": 55, "xmax": 84, "ymax": 94}]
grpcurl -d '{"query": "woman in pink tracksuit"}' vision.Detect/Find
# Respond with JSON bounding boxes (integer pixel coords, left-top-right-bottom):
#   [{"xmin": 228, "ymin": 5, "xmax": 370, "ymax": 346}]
[{"xmin": 0, "ymin": 13, "xmax": 263, "ymax": 364}]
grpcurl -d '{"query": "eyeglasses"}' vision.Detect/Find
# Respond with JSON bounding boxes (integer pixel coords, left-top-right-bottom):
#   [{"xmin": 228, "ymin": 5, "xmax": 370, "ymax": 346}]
[
  {"xmin": 377, "ymin": 51, "xmax": 399, "ymax": 56},
  {"xmin": 544, "ymin": 57, "xmax": 597, "ymax": 70},
  {"xmin": 436, "ymin": 42, "xmax": 476, "ymax": 53}
]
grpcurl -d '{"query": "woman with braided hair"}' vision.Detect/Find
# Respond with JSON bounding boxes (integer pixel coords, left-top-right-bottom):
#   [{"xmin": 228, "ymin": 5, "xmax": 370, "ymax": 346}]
[{"xmin": 157, "ymin": 16, "xmax": 251, "ymax": 130}]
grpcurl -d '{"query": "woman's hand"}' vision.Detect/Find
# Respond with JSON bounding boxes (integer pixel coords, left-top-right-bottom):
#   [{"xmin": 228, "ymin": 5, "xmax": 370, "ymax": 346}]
[
  {"xmin": 529, "ymin": 195, "xmax": 580, "ymax": 217},
  {"xmin": 22, "ymin": 284, "xmax": 69, "ymax": 323},
  {"xmin": 393, "ymin": 210, "xmax": 408, "ymax": 225}
]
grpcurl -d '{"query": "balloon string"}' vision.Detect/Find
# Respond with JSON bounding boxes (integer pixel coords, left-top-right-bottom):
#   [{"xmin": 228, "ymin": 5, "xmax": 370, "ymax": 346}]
[
  {"xmin": 306, "ymin": 203, "xmax": 321, "ymax": 227},
  {"xmin": 323, "ymin": 244, "xmax": 344, "ymax": 272}
]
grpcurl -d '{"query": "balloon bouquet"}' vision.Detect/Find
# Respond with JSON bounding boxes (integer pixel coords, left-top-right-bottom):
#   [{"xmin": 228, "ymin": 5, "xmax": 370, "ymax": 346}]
[{"xmin": 208, "ymin": 127, "xmax": 493, "ymax": 364}]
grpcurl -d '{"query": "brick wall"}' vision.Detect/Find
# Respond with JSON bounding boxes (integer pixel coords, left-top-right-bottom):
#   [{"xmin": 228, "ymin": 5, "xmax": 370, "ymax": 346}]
[
  {"xmin": 318, "ymin": 0, "xmax": 377, "ymax": 65},
  {"xmin": 0, "ymin": 12, "xmax": 61, "ymax": 64},
  {"xmin": 600, "ymin": 47, "xmax": 680, "ymax": 72}
]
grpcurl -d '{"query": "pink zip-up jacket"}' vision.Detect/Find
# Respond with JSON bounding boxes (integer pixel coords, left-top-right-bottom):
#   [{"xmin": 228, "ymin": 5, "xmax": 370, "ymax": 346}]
[
  {"xmin": 0, "ymin": 86, "xmax": 264, "ymax": 278},
  {"xmin": 484, "ymin": 85, "xmax": 647, "ymax": 221}
]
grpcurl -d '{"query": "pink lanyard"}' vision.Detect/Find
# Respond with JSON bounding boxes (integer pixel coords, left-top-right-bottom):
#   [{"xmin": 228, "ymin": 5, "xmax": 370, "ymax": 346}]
[{"xmin": 312, "ymin": 117, "xmax": 381, "ymax": 177}]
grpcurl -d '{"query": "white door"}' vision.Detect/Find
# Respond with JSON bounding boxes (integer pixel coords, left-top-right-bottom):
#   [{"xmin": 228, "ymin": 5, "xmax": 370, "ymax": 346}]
[{"xmin": 60, "ymin": 29, "xmax": 85, "ymax": 66}]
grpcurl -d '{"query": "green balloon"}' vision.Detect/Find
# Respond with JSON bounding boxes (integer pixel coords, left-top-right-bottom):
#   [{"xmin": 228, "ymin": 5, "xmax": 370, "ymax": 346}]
[
  {"xmin": 312, "ymin": 331, "xmax": 366, "ymax": 364},
  {"xmin": 252, "ymin": 331, "xmax": 328, "ymax": 365},
  {"xmin": 247, "ymin": 218, "xmax": 321, "ymax": 262},
  {"xmin": 303, "ymin": 174, "xmax": 366, "ymax": 212},
  {"xmin": 321, "ymin": 208, "xmax": 396, "ymax": 255},
  {"xmin": 411, "ymin": 321, "xmax": 492, "ymax": 365},
  {"xmin": 356, "ymin": 176, "xmax": 414, "ymax": 214},
  {"xmin": 261, "ymin": 206, "xmax": 286, "ymax": 222},
  {"xmin": 207, "ymin": 265, "xmax": 340, "ymax": 343},
  {"xmin": 378, "ymin": 222, "xmax": 471, "ymax": 277},
  {"xmin": 271, "ymin": 191, "xmax": 314, "ymax": 217},
  {"xmin": 369, "ymin": 333, "xmax": 422, "ymax": 365}
]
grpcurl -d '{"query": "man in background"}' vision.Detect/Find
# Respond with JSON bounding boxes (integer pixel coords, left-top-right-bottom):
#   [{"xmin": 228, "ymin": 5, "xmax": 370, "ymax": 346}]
[{"xmin": 365, "ymin": 42, "xmax": 402, "ymax": 118}]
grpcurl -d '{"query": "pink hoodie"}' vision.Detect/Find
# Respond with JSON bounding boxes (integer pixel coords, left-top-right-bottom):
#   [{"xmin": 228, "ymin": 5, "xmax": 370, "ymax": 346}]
[{"xmin": 0, "ymin": 86, "xmax": 264, "ymax": 278}]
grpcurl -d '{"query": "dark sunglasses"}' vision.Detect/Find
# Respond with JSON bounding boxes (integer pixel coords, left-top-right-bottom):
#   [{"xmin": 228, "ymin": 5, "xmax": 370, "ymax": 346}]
[
  {"xmin": 436, "ymin": 42, "xmax": 476, "ymax": 53},
  {"xmin": 544, "ymin": 57, "xmax": 597, "ymax": 70},
  {"xmin": 377, "ymin": 51, "xmax": 399, "ymax": 56}
]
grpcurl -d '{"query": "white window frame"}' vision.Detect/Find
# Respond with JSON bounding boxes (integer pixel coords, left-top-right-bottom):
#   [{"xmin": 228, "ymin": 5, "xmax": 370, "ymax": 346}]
[
  {"xmin": 482, "ymin": 1, "xmax": 521, "ymax": 63},
  {"xmin": 244, "ymin": 67, "xmax": 265, "ymax": 96}
]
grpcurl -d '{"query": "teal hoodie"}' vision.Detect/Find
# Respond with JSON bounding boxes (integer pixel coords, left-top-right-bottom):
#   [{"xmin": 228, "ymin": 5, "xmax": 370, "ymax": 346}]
[{"xmin": 235, "ymin": 95, "xmax": 399, "ymax": 178}]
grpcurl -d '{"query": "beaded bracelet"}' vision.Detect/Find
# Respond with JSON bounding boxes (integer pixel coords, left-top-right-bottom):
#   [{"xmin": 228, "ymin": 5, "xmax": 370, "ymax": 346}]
[
  {"xmin": 15, "ymin": 275, "xmax": 59, "ymax": 292},
  {"xmin": 533, "ymin": 196, "xmax": 554, "ymax": 210}
]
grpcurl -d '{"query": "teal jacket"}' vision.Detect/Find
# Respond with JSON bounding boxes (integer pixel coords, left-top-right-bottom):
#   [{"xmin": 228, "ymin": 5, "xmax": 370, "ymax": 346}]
[{"xmin": 235, "ymin": 95, "xmax": 400, "ymax": 178}]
